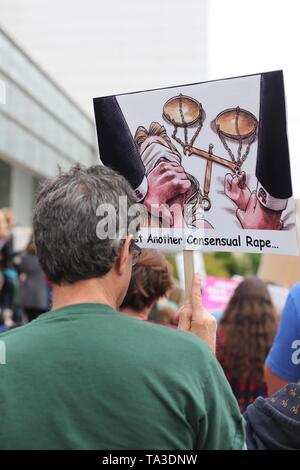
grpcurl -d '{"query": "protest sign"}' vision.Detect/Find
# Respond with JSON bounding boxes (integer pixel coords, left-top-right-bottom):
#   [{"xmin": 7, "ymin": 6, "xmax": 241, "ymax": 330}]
[
  {"xmin": 94, "ymin": 71, "xmax": 297, "ymax": 257},
  {"xmin": 202, "ymin": 276, "xmax": 240, "ymax": 311}
]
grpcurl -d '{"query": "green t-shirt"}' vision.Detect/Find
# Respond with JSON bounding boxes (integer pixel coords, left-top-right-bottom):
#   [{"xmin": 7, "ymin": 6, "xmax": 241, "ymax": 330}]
[{"xmin": 0, "ymin": 303, "xmax": 244, "ymax": 449}]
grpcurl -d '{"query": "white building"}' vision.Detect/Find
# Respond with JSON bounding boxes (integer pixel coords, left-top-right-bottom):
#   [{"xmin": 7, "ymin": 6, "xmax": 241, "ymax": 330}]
[{"xmin": 0, "ymin": 27, "xmax": 98, "ymax": 226}]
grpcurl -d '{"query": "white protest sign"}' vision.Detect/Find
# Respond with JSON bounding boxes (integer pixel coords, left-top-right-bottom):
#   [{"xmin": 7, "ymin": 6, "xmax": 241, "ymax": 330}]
[{"xmin": 94, "ymin": 71, "xmax": 298, "ymax": 256}]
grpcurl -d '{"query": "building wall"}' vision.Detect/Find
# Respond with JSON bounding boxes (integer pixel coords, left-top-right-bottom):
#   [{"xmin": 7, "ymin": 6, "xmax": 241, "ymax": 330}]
[
  {"xmin": 0, "ymin": 0, "xmax": 208, "ymax": 115},
  {"xmin": 0, "ymin": 27, "xmax": 98, "ymax": 225},
  {"xmin": 9, "ymin": 166, "xmax": 33, "ymax": 227}
]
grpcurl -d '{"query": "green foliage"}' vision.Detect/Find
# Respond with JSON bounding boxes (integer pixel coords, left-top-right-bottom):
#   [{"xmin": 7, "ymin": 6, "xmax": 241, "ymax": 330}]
[
  {"xmin": 203, "ymin": 253, "xmax": 230, "ymax": 277},
  {"xmin": 165, "ymin": 254, "xmax": 179, "ymax": 280},
  {"xmin": 163, "ymin": 252, "xmax": 261, "ymax": 282},
  {"xmin": 204, "ymin": 252, "xmax": 261, "ymax": 278}
]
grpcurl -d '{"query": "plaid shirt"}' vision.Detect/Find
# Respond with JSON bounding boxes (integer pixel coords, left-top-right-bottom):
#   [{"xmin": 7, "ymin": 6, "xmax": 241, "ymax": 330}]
[{"xmin": 217, "ymin": 329, "xmax": 268, "ymax": 413}]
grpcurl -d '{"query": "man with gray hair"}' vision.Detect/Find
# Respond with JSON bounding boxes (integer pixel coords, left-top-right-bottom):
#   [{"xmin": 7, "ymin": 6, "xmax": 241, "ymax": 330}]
[{"xmin": 0, "ymin": 164, "xmax": 244, "ymax": 450}]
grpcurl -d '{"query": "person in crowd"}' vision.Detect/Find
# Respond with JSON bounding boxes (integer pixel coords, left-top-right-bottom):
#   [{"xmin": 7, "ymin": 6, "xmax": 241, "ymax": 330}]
[
  {"xmin": 0, "ymin": 164, "xmax": 244, "ymax": 450},
  {"xmin": 155, "ymin": 298, "xmax": 178, "ymax": 325},
  {"xmin": 0, "ymin": 208, "xmax": 16, "ymax": 327},
  {"xmin": 153, "ymin": 285, "xmax": 184, "ymax": 326},
  {"xmin": 120, "ymin": 248, "xmax": 173, "ymax": 321},
  {"xmin": 0, "ymin": 208, "xmax": 15, "ymax": 272},
  {"xmin": 0, "ymin": 208, "xmax": 9, "ymax": 242},
  {"xmin": 17, "ymin": 236, "xmax": 48, "ymax": 322},
  {"xmin": 0, "ymin": 209, "xmax": 8, "ymax": 327},
  {"xmin": 44, "ymin": 275, "xmax": 53, "ymax": 311},
  {"xmin": 217, "ymin": 277, "xmax": 278, "ymax": 413},
  {"xmin": 0, "ymin": 209, "xmax": 8, "ymax": 276},
  {"xmin": 264, "ymin": 283, "xmax": 300, "ymax": 395},
  {"xmin": 0, "ymin": 246, "xmax": 4, "ymax": 331},
  {"xmin": 244, "ymin": 383, "xmax": 300, "ymax": 450}
]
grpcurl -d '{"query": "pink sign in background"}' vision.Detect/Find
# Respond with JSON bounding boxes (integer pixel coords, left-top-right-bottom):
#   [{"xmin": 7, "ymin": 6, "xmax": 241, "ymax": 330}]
[{"xmin": 202, "ymin": 276, "xmax": 240, "ymax": 311}]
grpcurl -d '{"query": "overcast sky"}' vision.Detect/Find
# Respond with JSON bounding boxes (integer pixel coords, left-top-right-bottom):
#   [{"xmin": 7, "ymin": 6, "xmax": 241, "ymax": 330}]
[
  {"xmin": 1, "ymin": 0, "xmax": 300, "ymax": 196},
  {"xmin": 208, "ymin": 0, "xmax": 300, "ymax": 197},
  {"xmin": 0, "ymin": 0, "xmax": 208, "ymax": 113}
]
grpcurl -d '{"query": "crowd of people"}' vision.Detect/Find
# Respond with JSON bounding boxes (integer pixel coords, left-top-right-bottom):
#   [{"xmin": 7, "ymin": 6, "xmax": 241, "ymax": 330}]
[
  {"xmin": 0, "ymin": 208, "xmax": 49, "ymax": 331},
  {"xmin": 0, "ymin": 164, "xmax": 299, "ymax": 450}
]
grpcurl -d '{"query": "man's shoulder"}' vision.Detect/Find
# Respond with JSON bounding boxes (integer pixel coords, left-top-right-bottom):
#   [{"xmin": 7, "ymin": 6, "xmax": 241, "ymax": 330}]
[
  {"xmin": 0, "ymin": 309, "xmax": 214, "ymax": 373},
  {"xmin": 0, "ymin": 322, "xmax": 34, "ymax": 345},
  {"xmin": 290, "ymin": 283, "xmax": 300, "ymax": 311},
  {"xmin": 123, "ymin": 315, "xmax": 213, "ymax": 358},
  {"xmin": 284, "ymin": 284, "xmax": 300, "ymax": 327},
  {"xmin": 118, "ymin": 316, "xmax": 217, "ymax": 389}
]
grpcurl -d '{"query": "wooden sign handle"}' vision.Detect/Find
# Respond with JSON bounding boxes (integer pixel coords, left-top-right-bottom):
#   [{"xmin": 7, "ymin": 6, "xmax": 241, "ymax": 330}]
[{"xmin": 183, "ymin": 250, "xmax": 195, "ymax": 299}]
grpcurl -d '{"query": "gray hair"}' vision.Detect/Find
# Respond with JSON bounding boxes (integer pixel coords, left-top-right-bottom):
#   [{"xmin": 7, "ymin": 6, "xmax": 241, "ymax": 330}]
[{"xmin": 33, "ymin": 164, "xmax": 137, "ymax": 284}]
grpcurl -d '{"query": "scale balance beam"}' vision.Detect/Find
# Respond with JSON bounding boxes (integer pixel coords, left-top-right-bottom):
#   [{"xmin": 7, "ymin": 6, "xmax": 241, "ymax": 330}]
[{"xmin": 185, "ymin": 145, "xmax": 238, "ymax": 172}]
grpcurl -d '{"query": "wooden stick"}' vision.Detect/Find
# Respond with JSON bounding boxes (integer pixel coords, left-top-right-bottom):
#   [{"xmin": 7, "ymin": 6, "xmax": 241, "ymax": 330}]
[
  {"xmin": 186, "ymin": 146, "xmax": 238, "ymax": 172},
  {"xmin": 183, "ymin": 250, "xmax": 195, "ymax": 299}
]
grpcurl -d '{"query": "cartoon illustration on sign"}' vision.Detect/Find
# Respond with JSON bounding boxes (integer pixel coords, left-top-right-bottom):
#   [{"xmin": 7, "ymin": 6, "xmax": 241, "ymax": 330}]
[{"xmin": 94, "ymin": 71, "xmax": 298, "ymax": 255}]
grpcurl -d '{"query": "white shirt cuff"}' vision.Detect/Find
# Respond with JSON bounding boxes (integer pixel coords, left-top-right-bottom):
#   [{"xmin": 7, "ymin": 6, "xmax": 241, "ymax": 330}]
[
  {"xmin": 257, "ymin": 182, "xmax": 288, "ymax": 211},
  {"xmin": 134, "ymin": 176, "xmax": 148, "ymax": 202}
]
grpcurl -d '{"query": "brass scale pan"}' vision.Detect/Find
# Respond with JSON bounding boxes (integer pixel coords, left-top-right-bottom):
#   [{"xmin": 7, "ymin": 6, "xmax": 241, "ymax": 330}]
[
  {"xmin": 163, "ymin": 95, "xmax": 202, "ymax": 128},
  {"xmin": 162, "ymin": 95, "xmax": 258, "ymax": 211},
  {"xmin": 163, "ymin": 95, "xmax": 257, "ymax": 139}
]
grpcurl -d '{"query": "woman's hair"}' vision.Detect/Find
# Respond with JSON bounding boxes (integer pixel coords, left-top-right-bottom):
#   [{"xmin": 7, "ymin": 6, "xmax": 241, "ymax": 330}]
[
  {"xmin": 2, "ymin": 208, "xmax": 16, "ymax": 229},
  {"xmin": 120, "ymin": 249, "xmax": 173, "ymax": 312},
  {"xmin": 219, "ymin": 276, "xmax": 278, "ymax": 382},
  {"xmin": 135, "ymin": 122, "xmax": 181, "ymax": 157},
  {"xmin": 0, "ymin": 209, "xmax": 9, "ymax": 238}
]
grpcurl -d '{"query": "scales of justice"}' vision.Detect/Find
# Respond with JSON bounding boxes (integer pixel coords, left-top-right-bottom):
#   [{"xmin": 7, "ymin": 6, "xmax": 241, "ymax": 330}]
[{"xmin": 163, "ymin": 94, "xmax": 258, "ymax": 211}]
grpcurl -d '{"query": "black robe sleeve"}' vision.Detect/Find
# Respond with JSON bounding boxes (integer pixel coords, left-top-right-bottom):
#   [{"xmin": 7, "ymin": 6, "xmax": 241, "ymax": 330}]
[
  {"xmin": 256, "ymin": 71, "xmax": 292, "ymax": 199},
  {"xmin": 93, "ymin": 95, "xmax": 145, "ymax": 191}
]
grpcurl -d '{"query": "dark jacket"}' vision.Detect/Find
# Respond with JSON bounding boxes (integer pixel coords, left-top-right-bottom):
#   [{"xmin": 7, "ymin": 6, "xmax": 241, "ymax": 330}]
[
  {"xmin": 18, "ymin": 253, "xmax": 48, "ymax": 310},
  {"xmin": 244, "ymin": 383, "xmax": 300, "ymax": 450}
]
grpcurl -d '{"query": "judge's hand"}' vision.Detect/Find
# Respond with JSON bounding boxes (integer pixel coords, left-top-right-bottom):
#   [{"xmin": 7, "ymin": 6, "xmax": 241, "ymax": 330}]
[
  {"xmin": 144, "ymin": 161, "xmax": 192, "ymax": 226},
  {"xmin": 224, "ymin": 172, "xmax": 251, "ymax": 211},
  {"xmin": 237, "ymin": 192, "xmax": 283, "ymax": 230},
  {"xmin": 177, "ymin": 273, "xmax": 217, "ymax": 354}
]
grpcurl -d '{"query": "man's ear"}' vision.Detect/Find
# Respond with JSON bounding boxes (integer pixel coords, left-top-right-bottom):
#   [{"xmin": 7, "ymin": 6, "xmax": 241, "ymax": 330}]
[{"xmin": 116, "ymin": 234, "xmax": 133, "ymax": 275}]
